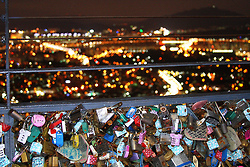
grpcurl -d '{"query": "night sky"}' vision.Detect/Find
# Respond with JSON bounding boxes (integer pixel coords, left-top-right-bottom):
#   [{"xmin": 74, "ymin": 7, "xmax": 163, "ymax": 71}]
[
  {"xmin": 0, "ymin": 0, "xmax": 249, "ymax": 31},
  {"xmin": 8, "ymin": 0, "xmax": 250, "ymax": 17}
]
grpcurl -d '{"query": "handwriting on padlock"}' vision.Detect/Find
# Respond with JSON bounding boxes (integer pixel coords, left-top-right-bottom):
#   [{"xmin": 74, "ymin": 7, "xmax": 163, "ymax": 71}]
[
  {"xmin": 31, "ymin": 114, "xmax": 45, "ymax": 127},
  {"xmin": 17, "ymin": 129, "xmax": 31, "ymax": 144},
  {"xmin": 0, "ymin": 144, "xmax": 5, "ymax": 158},
  {"xmin": 170, "ymin": 133, "xmax": 182, "ymax": 146}
]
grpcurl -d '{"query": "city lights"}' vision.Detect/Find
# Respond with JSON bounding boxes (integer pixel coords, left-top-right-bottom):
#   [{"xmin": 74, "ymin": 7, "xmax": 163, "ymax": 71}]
[{"xmin": 1, "ymin": 28, "xmax": 248, "ymax": 103}]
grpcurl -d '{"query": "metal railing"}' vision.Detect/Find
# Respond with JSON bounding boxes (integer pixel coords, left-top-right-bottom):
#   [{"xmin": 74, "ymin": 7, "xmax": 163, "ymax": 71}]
[{"xmin": 1, "ymin": 0, "xmax": 250, "ymax": 162}]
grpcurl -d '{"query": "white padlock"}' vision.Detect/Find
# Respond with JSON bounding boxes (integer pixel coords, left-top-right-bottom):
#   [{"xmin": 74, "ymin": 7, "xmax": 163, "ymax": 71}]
[
  {"xmin": 0, "ymin": 144, "xmax": 5, "ymax": 158},
  {"xmin": 17, "ymin": 129, "xmax": 31, "ymax": 144}
]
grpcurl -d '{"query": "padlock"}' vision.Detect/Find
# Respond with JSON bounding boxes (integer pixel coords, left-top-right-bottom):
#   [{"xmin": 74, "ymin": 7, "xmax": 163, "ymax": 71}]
[
  {"xmin": 194, "ymin": 141, "xmax": 207, "ymax": 158},
  {"xmin": 117, "ymin": 138, "xmax": 125, "ymax": 157},
  {"xmin": 147, "ymin": 135, "xmax": 158, "ymax": 146},
  {"xmin": 130, "ymin": 137, "xmax": 143, "ymax": 152},
  {"xmin": 138, "ymin": 130, "xmax": 146, "ymax": 144},
  {"xmin": 167, "ymin": 152, "xmax": 192, "ymax": 167},
  {"xmin": 108, "ymin": 102, "xmax": 123, "ymax": 111},
  {"xmin": 21, "ymin": 151, "xmax": 30, "ymax": 163},
  {"xmin": 48, "ymin": 156, "xmax": 59, "ymax": 167},
  {"xmin": 17, "ymin": 121, "xmax": 31, "ymax": 145},
  {"xmin": 73, "ymin": 120, "xmax": 83, "ymax": 133},
  {"xmin": 101, "ymin": 114, "xmax": 118, "ymax": 131},
  {"xmin": 125, "ymin": 107, "xmax": 137, "ymax": 118},
  {"xmin": 49, "ymin": 120, "xmax": 62, "ymax": 129},
  {"xmin": 95, "ymin": 140, "xmax": 109, "ymax": 154},
  {"xmin": 110, "ymin": 159, "xmax": 124, "ymax": 167},
  {"xmin": 71, "ymin": 133, "xmax": 79, "ymax": 148},
  {"xmin": 187, "ymin": 115, "xmax": 195, "ymax": 131},
  {"xmin": 0, "ymin": 122, "xmax": 11, "ymax": 132},
  {"xmin": 134, "ymin": 115, "xmax": 140, "ymax": 127},
  {"xmin": 170, "ymin": 133, "xmax": 182, "ymax": 146},
  {"xmin": 82, "ymin": 121, "xmax": 89, "ymax": 134},
  {"xmin": 116, "ymin": 111, "xmax": 128, "ymax": 125},
  {"xmin": 12, "ymin": 146, "xmax": 28, "ymax": 162},
  {"xmin": 0, "ymin": 138, "xmax": 5, "ymax": 158},
  {"xmin": 8, "ymin": 109, "xmax": 24, "ymax": 121},
  {"xmin": 96, "ymin": 160, "xmax": 106, "ymax": 167},
  {"xmin": 154, "ymin": 143, "xmax": 163, "ymax": 155},
  {"xmin": 205, "ymin": 109, "xmax": 220, "ymax": 126},
  {"xmin": 27, "ymin": 126, "xmax": 41, "ymax": 143},
  {"xmin": 30, "ymin": 142, "xmax": 43, "ymax": 155},
  {"xmin": 213, "ymin": 126, "xmax": 229, "ymax": 150},
  {"xmin": 42, "ymin": 140, "xmax": 55, "ymax": 155},
  {"xmin": 70, "ymin": 104, "xmax": 87, "ymax": 121},
  {"xmin": 151, "ymin": 155, "xmax": 168, "ymax": 167},
  {"xmin": 231, "ymin": 112, "xmax": 247, "ymax": 128},
  {"xmin": 8, "ymin": 109, "xmax": 25, "ymax": 133},
  {"xmin": 143, "ymin": 148, "xmax": 155, "ymax": 158},
  {"xmin": 164, "ymin": 150, "xmax": 174, "ymax": 161},
  {"xmin": 160, "ymin": 133, "xmax": 171, "ymax": 145},
  {"xmin": 235, "ymin": 99, "xmax": 249, "ymax": 112},
  {"xmin": 124, "ymin": 137, "xmax": 130, "ymax": 158},
  {"xmin": 42, "ymin": 124, "xmax": 50, "ymax": 141},
  {"xmin": 31, "ymin": 114, "xmax": 45, "ymax": 127},
  {"xmin": 192, "ymin": 100, "xmax": 208, "ymax": 111},
  {"xmin": 158, "ymin": 103, "xmax": 170, "ymax": 119},
  {"xmin": 89, "ymin": 145, "xmax": 98, "ymax": 157},
  {"xmin": 86, "ymin": 155, "xmax": 97, "ymax": 165},
  {"xmin": 32, "ymin": 157, "xmax": 44, "ymax": 167},
  {"xmin": 141, "ymin": 113, "xmax": 157, "ymax": 126},
  {"xmin": 55, "ymin": 130, "xmax": 63, "ymax": 147}
]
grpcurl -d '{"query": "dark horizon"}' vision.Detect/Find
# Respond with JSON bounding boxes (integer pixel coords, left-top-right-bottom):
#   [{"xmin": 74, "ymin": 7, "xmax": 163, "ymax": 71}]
[{"xmin": 1, "ymin": 5, "xmax": 250, "ymax": 33}]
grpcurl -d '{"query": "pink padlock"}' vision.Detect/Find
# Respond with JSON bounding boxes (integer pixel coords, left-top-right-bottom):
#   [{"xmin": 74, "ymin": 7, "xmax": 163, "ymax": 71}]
[
  {"xmin": 207, "ymin": 126, "xmax": 213, "ymax": 135},
  {"xmin": 245, "ymin": 129, "xmax": 250, "ymax": 140},
  {"xmin": 170, "ymin": 133, "xmax": 182, "ymax": 146},
  {"xmin": 31, "ymin": 114, "xmax": 45, "ymax": 127}
]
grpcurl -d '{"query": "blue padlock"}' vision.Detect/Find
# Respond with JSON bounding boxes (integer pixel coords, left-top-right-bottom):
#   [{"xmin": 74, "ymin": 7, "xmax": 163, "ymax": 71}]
[
  {"xmin": 104, "ymin": 133, "xmax": 115, "ymax": 142},
  {"xmin": 56, "ymin": 130, "xmax": 64, "ymax": 147},
  {"xmin": 125, "ymin": 107, "xmax": 136, "ymax": 118}
]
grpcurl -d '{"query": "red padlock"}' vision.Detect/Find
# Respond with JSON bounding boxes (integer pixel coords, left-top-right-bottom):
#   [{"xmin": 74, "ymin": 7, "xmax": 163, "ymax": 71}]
[
  {"xmin": 142, "ymin": 148, "xmax": 155, "ymax": 158},
  {"xmin": 134, "ymin": 115, "xmax": 140, "ymax": 127},
  {"xmin": 0, "ymin": 122, "xmax": 11, "ymax": 132},
  {"xmin": 215, "ymin": 150, "xmax": 222, "ymax": 161},
  {"xmin": 49, "ymin": 120, "xmax": 62, "ymax": 129}
]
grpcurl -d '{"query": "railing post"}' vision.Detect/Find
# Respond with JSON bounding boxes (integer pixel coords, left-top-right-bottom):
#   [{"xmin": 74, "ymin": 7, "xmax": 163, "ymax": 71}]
[
  {"xmin": 4, "ymin": 0, "xmax": 15, "ymax": 163},
  {"xmin": 5, "ymin": 0, "xmax": 10, "ymax": 109}
]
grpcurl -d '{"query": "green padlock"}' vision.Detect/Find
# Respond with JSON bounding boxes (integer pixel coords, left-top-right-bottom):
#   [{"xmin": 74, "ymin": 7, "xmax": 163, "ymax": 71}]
[
  {"xmin": 27, "ymin": 126, "xmax": 41, "ymax": 143},
  {"xmin": 225, "ymin": 110, "xmax": 236, "ymax": 121},
  {"xmin": 82, "ymin": 121, "xmax": 89, "ymax": 134}
]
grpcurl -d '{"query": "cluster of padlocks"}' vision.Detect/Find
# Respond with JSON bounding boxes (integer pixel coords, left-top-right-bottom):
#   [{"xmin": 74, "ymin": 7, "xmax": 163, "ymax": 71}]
[{"xmin": 2, "ymin": 98, "xmax": 250, "ymax": 166}]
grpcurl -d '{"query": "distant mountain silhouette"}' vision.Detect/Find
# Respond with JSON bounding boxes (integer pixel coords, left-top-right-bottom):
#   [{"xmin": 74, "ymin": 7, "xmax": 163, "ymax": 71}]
[
  {"xmin": 136, "ymin": 6, "xmax": 249, "ymax": 31},
  {"xmin": 0, "ymin": 6, "xmax": 249, "ymax": 33}
]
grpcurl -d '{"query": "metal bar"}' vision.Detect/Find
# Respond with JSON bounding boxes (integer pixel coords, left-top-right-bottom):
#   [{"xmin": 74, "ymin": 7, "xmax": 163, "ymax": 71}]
[
  {"xmin": 4, "ymin": 114, "xmax": 14, "ymax": 162},
  {"xmin": 5, "ymin": 0, "xmax": 10, "ymax": 109},
  {"xmin": 0, "ymin": 61, "xmax": 249, "ymax": 74},
  {"xmin": 9, "ymin": 15, "xmax": 250, "ymax": 20},
  {"xmin": 0, "ymin": 90, "xmax": 248, "ymax": 113},
  {"xmin": 3, "ymin": 0, "xmax": 14, "ymax": 163},
  {"xmin": 9, "ymin": 33, "xmax": 250, "ymax": 41}
]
